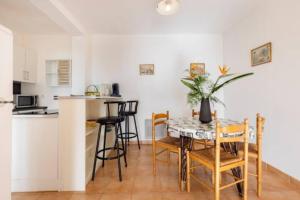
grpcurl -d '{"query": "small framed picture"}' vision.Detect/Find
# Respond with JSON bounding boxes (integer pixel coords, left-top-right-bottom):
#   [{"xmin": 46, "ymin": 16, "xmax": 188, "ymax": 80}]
[
  {"xmin": 190, "ymin": 63, "xmax": 205, "ymax": 78},
  {"xmin": 251, "ymin": 42, "xmax": 272, "ymax": 66},
  {"xmin": 139, "ymin": 64, "xmax": 154, "ymax": 75}
]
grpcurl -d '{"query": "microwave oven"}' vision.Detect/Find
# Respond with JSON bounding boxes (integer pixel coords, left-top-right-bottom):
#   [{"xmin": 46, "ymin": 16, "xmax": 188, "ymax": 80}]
[{"xmin": 14, "ymin": 95, "xmax": 38, "ymax": 108}]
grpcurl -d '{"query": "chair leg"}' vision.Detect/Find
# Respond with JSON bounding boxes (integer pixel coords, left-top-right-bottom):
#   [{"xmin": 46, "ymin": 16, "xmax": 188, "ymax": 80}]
[
  {"xmin": 152, "ymin": 143, "xmax": 156, "ymax": 176},
  {"xmin": 92, "ymin": 124, "xmax": 102, "ymax": 181},
  {"xmin": 102, "ymin": 125, "xmax": 107, "ymax": 167},
  {"xmin": 133, "ymin": 115, "xmax": 141, "ymax": 149},
  {"xmin": 244, "ymin": 163, "xmax": 248, "ymax": 200},
  {"xmin": 167, "ymin": 150, "xmax": 171, "ymax": 164},
  {"xmin": 178, "ymin": 148, "xmax": 182, "ymax": 191},
  {"xmin": 214, "ymin": 168, "xmax": 220, "ymax": 200},
  {"xmin": 124, "ymin": 119, "xmax": 128, "ymax": 154},
  {"xmin": 126, "ymin": 116, "xmax": 130, "ymax": 146},
  {"xmin": 187, "ymin": 151, "xmax": 191, "ymax": 192},
  {"xmin": 119, "ymin": 122, "xmax": 127, "ymax": 167},
  {"xmin": 115, "ymin": 124, "xmax": 122, "ymax": 182},
  {"xmin": 257, "ymin": 157, "xmax": 262, "ymax": 197}
]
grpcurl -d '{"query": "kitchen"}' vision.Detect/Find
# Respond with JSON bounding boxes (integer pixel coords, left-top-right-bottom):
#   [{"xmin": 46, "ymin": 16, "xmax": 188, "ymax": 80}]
[{"xmin": 11, "ymin": 34, "xmax": 122, "ymax": 192}]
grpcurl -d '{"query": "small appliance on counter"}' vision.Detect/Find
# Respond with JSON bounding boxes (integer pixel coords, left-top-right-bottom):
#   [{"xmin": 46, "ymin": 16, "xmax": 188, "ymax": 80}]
[
  {"xmin": 111, "ymin": 83, "xmax": 121, "ymax": 97},
  {"xmin": 98, "ymin": 83, "xmax": 112, "ymax": 96},
  {"xmin": 14, "ymin": 95, "xmax": 39, "ymax": 109}
]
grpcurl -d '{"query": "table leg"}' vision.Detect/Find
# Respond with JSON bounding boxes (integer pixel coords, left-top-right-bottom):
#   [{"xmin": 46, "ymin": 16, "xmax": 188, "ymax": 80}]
[{"xmin": 180, "ymin": 135, "xmax": 193, "ymax": 191}]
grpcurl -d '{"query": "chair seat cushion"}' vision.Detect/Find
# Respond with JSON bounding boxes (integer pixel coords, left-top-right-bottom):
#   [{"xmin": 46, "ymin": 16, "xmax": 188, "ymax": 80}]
[
  {"xmin": 156, "ymin": 136, "xmax": 181, "ymax": 150},
  {"xmin": 97, "ymin": 116, "xmax": 125, "ymax": 124},
  {"xmin": 190, "ymin": 148, "xmax": 243, "ymax": 168}
]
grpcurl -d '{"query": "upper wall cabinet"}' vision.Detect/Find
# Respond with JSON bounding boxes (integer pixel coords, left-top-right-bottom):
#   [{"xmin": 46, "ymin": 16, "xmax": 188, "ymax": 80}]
[
  {"xmin": 13, "ymin": 45, "xmax": 37, "ymax": 83},
  {"xmin": 46, "ymin": 60, "xmax": 72, "ymax": 87}
]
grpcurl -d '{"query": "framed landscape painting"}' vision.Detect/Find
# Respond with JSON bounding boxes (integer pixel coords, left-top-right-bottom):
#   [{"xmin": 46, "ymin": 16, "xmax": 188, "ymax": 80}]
[
  {"xmin": 139, "ymin": 64, "xmax": 154, "ymax": 75},
  {"xmin": 251, "ymin": 42, "xmax": 272, "ymax": 66},
  {"xmin": 190, "ymin": 63, "xmax": 205, "ymax": 78}
]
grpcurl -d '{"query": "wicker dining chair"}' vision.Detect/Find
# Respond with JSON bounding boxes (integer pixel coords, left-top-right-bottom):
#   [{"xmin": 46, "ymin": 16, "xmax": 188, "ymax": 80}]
[
  {"xmin": 187, "ymin": 119, "xmax": 249, "ymax": 200},
  {"xmin": 152, "ymin": 111, "xmax": 182, "ymax": 188},
  {"xmin": 239, "ymin": 113, "xmax": 265, "ymax": 197},
  {"xmin": 192, "ymin": 109, "xmax": 217, "ymax": 150}
]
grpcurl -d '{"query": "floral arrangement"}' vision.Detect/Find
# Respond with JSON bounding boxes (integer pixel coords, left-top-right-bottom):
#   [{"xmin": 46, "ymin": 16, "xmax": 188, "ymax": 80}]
[{"xmin": 181, "ymin": 65, "xmax": 254, "ymax": 106}]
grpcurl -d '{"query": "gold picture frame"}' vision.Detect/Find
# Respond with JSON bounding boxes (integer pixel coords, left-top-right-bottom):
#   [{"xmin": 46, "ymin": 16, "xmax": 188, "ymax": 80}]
[
  {"xmin": 190, "ymin": 63, "xmax": 205, "ymax": 78},
  {"xmin": 251, "ymin": 42, "xmax": 272, "ymax": 66},
  {"xmin": 139, "ymin": 64, "xmax": 154, "ymax": 75}
]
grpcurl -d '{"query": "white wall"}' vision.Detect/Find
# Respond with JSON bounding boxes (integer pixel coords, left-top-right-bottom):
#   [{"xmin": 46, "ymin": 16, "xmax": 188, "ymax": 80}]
[
  {"xmin": 223, "ymin": 0, "xmax": 300, "ymax": 180},
  {"xmin": 71, "ymin": 36, "xmax": 91, "ymax": 95},
  {"xmin": 21, "ymin": 35, "xmax": 72, "ymax": 109},
  {"xmin": 89, "ymin": 34, "xmax": 224, "ymax": 140}
]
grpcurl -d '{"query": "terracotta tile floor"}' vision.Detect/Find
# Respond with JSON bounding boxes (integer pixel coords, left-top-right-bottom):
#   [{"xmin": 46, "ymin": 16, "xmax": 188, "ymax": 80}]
[{"xmin": 12, "ymin": 144, "xmax": 300, "ymax": 200}]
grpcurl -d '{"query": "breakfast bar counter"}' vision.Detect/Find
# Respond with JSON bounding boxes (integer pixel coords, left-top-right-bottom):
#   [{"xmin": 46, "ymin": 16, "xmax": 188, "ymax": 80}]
[{"xmin": 58, "ymin": 96, "xmax": 121, "ymax": 191}]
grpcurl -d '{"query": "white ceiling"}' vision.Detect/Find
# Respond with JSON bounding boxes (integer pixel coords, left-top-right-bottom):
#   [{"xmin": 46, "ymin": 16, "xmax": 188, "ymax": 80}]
[
  {"xmin": 58, "ymin": 0, "xmax": 261, "ymax": 34},
  {"xmin": 0, "ymin": 0, "xmax": 66, "ymax": 34},
  {"xmin": 0, "ymin": 0, "xmax": 261, "ymax": 35}
]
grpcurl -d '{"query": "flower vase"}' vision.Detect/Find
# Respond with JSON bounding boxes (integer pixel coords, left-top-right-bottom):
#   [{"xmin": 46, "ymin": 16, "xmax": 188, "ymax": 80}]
[{"xmin": 199, "ymin": 98, "xmax": 212, "ymax": 123}]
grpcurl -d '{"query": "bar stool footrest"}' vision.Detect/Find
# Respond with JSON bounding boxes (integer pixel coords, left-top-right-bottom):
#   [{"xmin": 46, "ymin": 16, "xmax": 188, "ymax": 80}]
[
  {"xmin": 96, "ymin": 147, "xmax": 125, "ymax": 160},
  {"xmin": 117, "ymin": 132, "xmax": 138, "ymax": 139}
]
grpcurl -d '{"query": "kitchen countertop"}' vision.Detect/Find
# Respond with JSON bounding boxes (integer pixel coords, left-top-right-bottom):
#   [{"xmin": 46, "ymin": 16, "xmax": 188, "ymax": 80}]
[
  {"xmin": 13, "ymin": 114, "xmax": 58, "ymax": 118},
  {"xmin": 56, "ymin": 95, "xmax": 122, "ymax": 100},
  {"xmin": 13, "ymin": 109, "xmax": 59, "ymax": 118}
]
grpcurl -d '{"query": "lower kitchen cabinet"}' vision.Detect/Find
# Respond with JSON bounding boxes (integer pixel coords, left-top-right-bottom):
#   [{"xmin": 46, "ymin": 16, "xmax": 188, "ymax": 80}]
[{"xmin": 12, "ymin": 115, "xmax": 59, "ymax": 192}]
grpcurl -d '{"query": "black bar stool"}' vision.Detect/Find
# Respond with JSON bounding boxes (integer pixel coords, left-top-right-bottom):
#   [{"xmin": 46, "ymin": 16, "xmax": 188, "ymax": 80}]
[
  {"xmin": 118, "ymin": 100, "xmax": 140, "ymax": 150},
  {"xmin": 92, "ymin": 101, "xmax": 127, "ymax": 182}
]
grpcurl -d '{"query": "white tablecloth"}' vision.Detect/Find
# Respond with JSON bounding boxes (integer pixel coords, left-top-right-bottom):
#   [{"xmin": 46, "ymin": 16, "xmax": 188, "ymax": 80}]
[{"xmin": 167, "ymin": 118, "xmax": 256, "ymax": 144}]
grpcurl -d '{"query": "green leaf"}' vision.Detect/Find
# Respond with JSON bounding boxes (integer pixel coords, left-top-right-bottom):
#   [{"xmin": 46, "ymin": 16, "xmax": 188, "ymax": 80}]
[
  {"xmin": 210, "ymin": 73, "xmax": 254, "ymax": 95},
  {"xmin": 181, "ymin": 80, "xmax": 197, "ymax": 91}
]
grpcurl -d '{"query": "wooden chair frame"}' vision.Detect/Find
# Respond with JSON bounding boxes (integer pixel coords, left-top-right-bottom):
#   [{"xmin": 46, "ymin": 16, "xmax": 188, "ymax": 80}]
[
  {"xmin": 250, "ymin": 114, "xmax": 265, "ymax": 197},
  {"xmin": 187, "ymin": 119, "xmax": 249, "ymax": 200},
  {"xmin": 152, "ymin": 111, "xmax": 182, "ymax": 188},
  {"xmin": 238, "ymin": 114, "xmax": 265, "ymax": 197}
]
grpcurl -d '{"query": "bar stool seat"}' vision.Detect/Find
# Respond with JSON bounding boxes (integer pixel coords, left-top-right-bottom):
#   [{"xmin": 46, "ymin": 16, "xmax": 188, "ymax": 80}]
[{"xmin": 97, "ymin": 116, "xmax": 125, "ymax": 124}]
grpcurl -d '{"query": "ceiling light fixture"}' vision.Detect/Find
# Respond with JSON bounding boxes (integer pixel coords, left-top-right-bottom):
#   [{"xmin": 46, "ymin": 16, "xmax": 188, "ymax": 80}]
[{"xmin": 156, "ymin": 0, "xmax": 180, "ymax": 16}]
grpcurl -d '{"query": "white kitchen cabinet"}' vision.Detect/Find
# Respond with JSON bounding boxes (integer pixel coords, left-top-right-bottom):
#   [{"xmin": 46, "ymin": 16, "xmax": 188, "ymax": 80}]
[
  {"xmin": 25, "ymin": 48, "xmax": 37, "ymax": 83},
  {"xmin": 13, "ymin": 45, "xmax": 37, "ymax": 83},
  {"xmin": 13, "ymin": 45, "xmax": 26, "ymax": 82},
  {"xmin": 46, "ymin": 60, "xmax": 72, "ymax": 87},
  {"xmin": 12, "ymin": 115, "xmax": 59, "ymax": 192}
]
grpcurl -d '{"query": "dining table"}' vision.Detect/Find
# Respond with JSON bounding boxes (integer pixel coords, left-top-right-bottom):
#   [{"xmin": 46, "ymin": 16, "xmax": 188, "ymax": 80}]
[{"xmin": 167, "ymin": 117, "xmax": 255, "ymax": 196}]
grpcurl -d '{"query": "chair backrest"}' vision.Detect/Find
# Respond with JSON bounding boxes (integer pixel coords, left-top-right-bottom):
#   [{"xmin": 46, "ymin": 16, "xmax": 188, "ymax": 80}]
[
  {"xmin": 192, "ymin": 109, "xmax": 217, "ymax": 120},
  {"xmin": 104, "ymin": 101, "xmax": 126, "ymax": 117},
  {"xmin": 126, "ymin": 100, "xmax": 138, "ymax": 114},
  {"xmin": 152, "ymin": 111, "xmax": 169, "ymax": 141},
  {"xmin": 215, "ymin": 119, "xmax": 249, "ymax": 165}
]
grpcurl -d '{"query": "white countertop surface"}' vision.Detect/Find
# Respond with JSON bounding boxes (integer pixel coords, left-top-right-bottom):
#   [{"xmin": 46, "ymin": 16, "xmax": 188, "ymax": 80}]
[
  {"xmin": 13, "ymin": 114, "xmax": 58, "ymax": 118},
  {"xmin": 56, "ymin": 95, "xmax": 122, "ymax": 100}
]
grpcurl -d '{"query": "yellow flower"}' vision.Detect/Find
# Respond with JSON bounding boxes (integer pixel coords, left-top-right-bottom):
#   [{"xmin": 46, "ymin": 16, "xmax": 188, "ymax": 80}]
[{"xmin": 219, "ymin": 65, "xmax": 230, "ymax": 75}]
